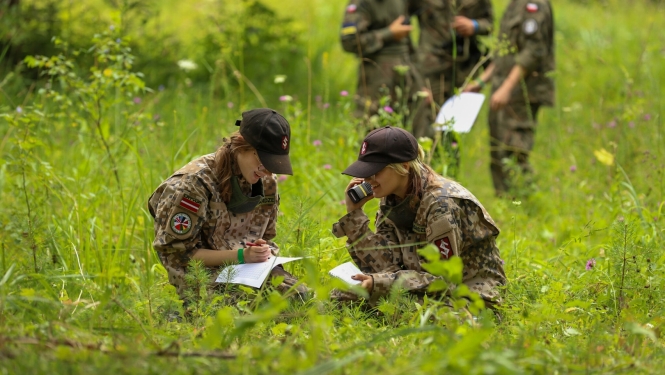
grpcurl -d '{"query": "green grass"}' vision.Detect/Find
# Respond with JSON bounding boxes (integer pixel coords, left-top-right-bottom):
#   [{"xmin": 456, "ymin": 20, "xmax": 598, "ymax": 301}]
[{"xmin": 0, "ymin": 0, "xmax": 664, "ymax": 373}]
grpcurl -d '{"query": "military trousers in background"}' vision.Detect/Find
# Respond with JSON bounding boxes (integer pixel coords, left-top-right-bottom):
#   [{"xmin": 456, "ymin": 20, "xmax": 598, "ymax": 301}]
[
  {"xmin": 488, "ymin": 101, "xmax": 540, "ymax": 196},
  {"xmin": 353, "ymin": 54, "xmax": 430, "ymax": 137}
]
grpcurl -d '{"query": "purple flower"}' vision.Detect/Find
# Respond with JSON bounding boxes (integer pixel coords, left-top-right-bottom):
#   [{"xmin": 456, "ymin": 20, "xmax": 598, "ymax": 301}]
[
  {"xmin": 607, "ymin": 119, "xmax": 617, "ymax": 128},
  {"xmin": 585, "ymin": 258, "xmax": 596, "ymax": 271},
  {"xmin": 644, "ymin": 114, "xmax": 652, "ymax": 121},
  {"xmin": 629, "ymin": 121, "xmax": 635, "ymax": 128},
  {"xmin": 158, "ymin": 85, "xmax": 165, "ymax": 92},
  {"xmin": 570, "ymin": 165, "xmax": 577, "ymax": 172},
  {"xmin": 451, "ymin": 141, "xmax": 458, "ymax": 149},
  {"xmin": 277, "ymin": 175, "xmax": 288, "ymax": 183},
  {"xmin": 279, "ymin": 95, "xmax": 293, "ymax": 102},
  {"xmin": 16, "ymin": 106, "xmax": 23, "ymax": 114},
  {"xmin": 133, "ymin": 97, "xmax": 142, "ymax": 105},
  {"xmin": 339, "ymin": 200, "xmax": 346, "ymax": 205},
  {"xmin": 313, "ymin": 140, "xmax": 322, "ymax": 147},
  {"xmin": 500, "ymin": 259, "xmax": 505, "ymax": 265},
  {"xmin": 340, "ymin": 90, "xmax": 349, "ymax": 97},
  {"xmin": 323, "ymin": 164, "xmax": 332, "ymax": 170},
  {"xmin": 383, "ymin": 106, "xmax": 394, "ymax": 114},
  {"xmin": 323, "ymin": 103, "xmax": 330, "ymax": 109},
  {"xmin": 227, "ymin": 101, "xmax": 234, "ymax": 108}
]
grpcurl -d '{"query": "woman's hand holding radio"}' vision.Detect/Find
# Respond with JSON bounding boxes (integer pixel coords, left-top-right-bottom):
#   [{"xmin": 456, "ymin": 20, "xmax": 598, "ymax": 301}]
[{"xmin": 345, "ymin": 178, "xmax": 374, "ymax": 213}]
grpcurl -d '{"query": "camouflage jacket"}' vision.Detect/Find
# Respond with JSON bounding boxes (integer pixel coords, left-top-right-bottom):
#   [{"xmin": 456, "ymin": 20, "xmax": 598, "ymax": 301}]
[
  {"xmin": 332, "ymin": 169, "xmax": 506, "ymax": 304},
  {"xmin": 340, "ymin": 0, "xmax": 411, "ymax": 58},
  {"xmin": 492, "ymin": 0, "xmax": 555, "ymax": 106},
  {"xmin": 148, "ymin": 153, "xmax": 279, "ymax": 299},
  {"xmin": 414, "ymin": 0, "xmax": 494, "ymax": 79}
]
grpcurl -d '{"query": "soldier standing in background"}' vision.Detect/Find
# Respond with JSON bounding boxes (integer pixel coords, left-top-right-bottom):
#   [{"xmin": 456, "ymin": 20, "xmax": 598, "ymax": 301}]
[
  {"xmin": 412, "ymin": 0, "xmax": 494, "ymax": 177},
  {"xmin": 340, "ymin": 0, "xmax": 431, "ymax": 137},
  {"xmin": 465, "ymin": 0, "xmax": 554, "ymax": 197}
]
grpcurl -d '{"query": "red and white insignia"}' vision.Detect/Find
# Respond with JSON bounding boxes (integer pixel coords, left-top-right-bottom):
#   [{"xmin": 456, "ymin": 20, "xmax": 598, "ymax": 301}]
[
  {"xmin": 281, "ymin": 135, "xmax": 289, "ymax": 150},
  {"xmin": 435, "ymin": 237, "xmax": 452, "ymax": 260},
  {"xmin": 360, "ymin": 141, "xmax": 368, "ymax": 155},
  {"xmin": 346, "ymin": 4, "xmax": 357, "ymax": 13},
  {"xmin": 179, "ymin": 195, "xmax": 201, "ymax": 213},
  {"xmin": 526, "ymin": 3, "xmax": 538, "ymax": 12},
  {"xmin": 170, "ymin": 213, "xmax": 191, "ymax": 235}
]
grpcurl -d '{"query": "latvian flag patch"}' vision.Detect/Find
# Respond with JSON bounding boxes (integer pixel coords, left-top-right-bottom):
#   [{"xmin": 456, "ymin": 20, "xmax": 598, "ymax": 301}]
[{"xmin": 179, "ymin": 195, "xmax": 201, "ymax": 213}]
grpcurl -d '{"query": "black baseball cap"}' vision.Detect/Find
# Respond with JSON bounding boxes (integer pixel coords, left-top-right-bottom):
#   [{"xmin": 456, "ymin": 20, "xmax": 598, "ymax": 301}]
[
  {"xmin": 236, "ymin": 108, "xmax": 293, "ymax": 175},
  {"xmin": 342, "ymin": 126, "xmax": 418, "ymax": 178}
]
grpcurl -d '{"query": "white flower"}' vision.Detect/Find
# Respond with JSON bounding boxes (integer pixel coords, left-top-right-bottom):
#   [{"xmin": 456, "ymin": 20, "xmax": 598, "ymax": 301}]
[
  {"xmin": 177, "ymin": 59, "xmax": 198, "ymax": 72},
  {"xmin": 274, "ymin": 75, "xmax": 287, "ymax": 84}
]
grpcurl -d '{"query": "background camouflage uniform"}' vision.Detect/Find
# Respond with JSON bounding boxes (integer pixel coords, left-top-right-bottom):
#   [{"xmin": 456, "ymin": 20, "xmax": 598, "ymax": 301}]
[
  {"xmin": 340, "ymin": 0, "xmax": 430, "ymax": 137},
  {"xmin": 148, "ymin": 153, "xmax": 301, "ymax": 302},
  {"xmin": 332, "ymin": 169, "xmax": 506, "ymax": 306},
  {"xmin": 489, "ymin": 0, "xmax": 555, "ymax": 194}
]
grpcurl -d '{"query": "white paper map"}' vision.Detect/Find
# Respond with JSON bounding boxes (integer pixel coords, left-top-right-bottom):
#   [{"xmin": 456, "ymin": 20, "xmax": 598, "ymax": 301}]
[
  {"xmin": 215, "ymin": 256, "xmax": 303, "ymax": 288},
  {"xmin": 328, "ymin": 261, "xmax": 362, "ymax": 285},
  {"xmin": 434, "ymin": 93, "xmax": 485, "ymax": 133}
]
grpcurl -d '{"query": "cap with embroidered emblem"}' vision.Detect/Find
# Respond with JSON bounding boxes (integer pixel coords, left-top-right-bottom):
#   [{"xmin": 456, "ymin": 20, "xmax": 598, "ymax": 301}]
[
  {"xmin": 235, "ymin": 108, "xmax": 293, "ymax": 175},
  {"xmin": 342, "ymin": 126, "xmax": 418, "ymax": 178}
]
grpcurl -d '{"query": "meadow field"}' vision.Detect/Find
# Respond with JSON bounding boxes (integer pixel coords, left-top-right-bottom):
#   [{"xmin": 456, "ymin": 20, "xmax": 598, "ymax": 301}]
[{"xmin": 0, "ymin": 0, "xmax": 664, "ymax": 373}]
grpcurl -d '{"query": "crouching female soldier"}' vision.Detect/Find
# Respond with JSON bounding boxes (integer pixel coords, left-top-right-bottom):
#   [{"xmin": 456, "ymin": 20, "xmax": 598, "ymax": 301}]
[
  {"xmin": 149, "ymin": 108, "xmax": 306, "ymax": 304},
  {"xmin": 332, "ymin": 126, "xmax": 506, "ymax": 308}
]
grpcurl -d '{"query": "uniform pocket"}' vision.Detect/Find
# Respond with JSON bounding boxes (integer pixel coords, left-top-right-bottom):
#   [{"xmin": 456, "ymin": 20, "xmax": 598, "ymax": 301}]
[{"xmin": 427, "ymin": 213, "xmax": 459, "ymax": 259}]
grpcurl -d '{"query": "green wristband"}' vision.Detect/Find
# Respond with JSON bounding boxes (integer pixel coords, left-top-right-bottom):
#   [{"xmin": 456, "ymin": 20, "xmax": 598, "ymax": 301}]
[
  {"xmin": 237, "ymin": 248, "xmax": 245, "ymax": 264},
  {"xmin": 475, "ymin": 78, "xmax": 486, "ymax": 89}
]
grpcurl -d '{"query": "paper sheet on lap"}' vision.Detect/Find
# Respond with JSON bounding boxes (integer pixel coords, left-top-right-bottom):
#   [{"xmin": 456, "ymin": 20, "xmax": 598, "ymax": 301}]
[
  {"xmin": 328, "ymin": 262, "xmax": 362, "ymax": 285},
  {"xmin": 216, "ymin": 256, "xmax": 303, "ymax": 288},
  {"xmin": 434, "ymin": 93, "xmax": 485, "ymax": 133}
]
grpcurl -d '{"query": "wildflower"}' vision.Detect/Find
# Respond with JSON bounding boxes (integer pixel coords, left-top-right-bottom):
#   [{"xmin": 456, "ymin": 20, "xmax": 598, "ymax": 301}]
[
  {"xmin": 158, "ymin": 85, "xmax": 165, "ymax": 92},
  {"xmin": 607, "ymin": 119, "xmax": 617, "ymax": 128},
  {"xmin": 177, "ymin": 59, "xmax": 198, "ymax": 72},
  {"xmin": 103, "ymin": 68, "xmax": 113, "ymax": 77},
  {"xmin": 383, "ymin": 106, "xmax": 394, "ymax": 114},
  {"xmin": 313, "ymin": 140, "xmax": 322, "ymax": 147},
  {"xmin": 274, "ymin": 75, "xmax": 287, "ymax": 84},
  {"xmin": 279, "ymin": 95, "xmax": 293, "ymax": 102},
  {"xmin": 570, "ymin": 165, "xmax": 577, "ymax": 172},
  {"xmin": 323, "ymin": 103, "xmax": 330, "ymax": 109},
  {"xmin": 315, "ymin": 95, "xmax": 322, "ymax": 102},
  {"xmin": 585, "ymin": 258, "xmax": 596, "ymax": 270},
  {"xmin": 451, "ymin": 141, "xmax": 458, "ymax": 149},
  {"xmin": 133, "ymin": 97, "xmax": 142, "ymax": 105},
  {"xmin": 340, "ymin": 90, "xmax": 349, "ymax": 97},
  {"xmin": 277, "ymin": 175, "xmax": 288, "ymax": 183},
  {"xmin": 644, "ymin": 114, "xmax": 652, "ymax": 121},
  {"xmin": 500, "ymin": 259, "xmax": 505, "ymax": 265},
  {"xmin": 16, "ymin": 106, "xmax": 23, "ymax": 114},
  {"xmin": 594, "ymin": 148, "xmax": 614, "ymax": 166},
  {"xmin": 227, "ymin": 102, "xmax": 234, "ymax": 108},
  {"xmin": 323, "ymin": 164, "xmax": 332, "ymax": 170},
  {"xmin": 629, "ymin": 121, "xmax": 635, "ymax": 128},
  {"xmin": 339, "ymin": 200, "xmax": 346, "ymax": 205}
]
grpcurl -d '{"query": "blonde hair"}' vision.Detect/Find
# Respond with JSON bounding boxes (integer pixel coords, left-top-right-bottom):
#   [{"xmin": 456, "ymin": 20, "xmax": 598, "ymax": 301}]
[
  {"xmin": 213, "ymin": 131, "xmax": 254, "ymax": 202},
  {"xmin": 386, "ymin": 144, "xmax": 438, "ymax": 198}
]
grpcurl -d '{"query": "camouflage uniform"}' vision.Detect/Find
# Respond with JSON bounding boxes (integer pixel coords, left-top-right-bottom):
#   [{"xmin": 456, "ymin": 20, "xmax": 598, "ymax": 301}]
[
  {"xmin": 489, "ymin": 0, "xmax": 554, "ymax": 194},
  {"xmin": 332, "ymin": 169, "xmax": 506, "ymax": 306},
  {"xmin": 414, "ymin": 0, "xmax": 493, "ymax": 102},
  {"xmin": 148, "ymin": 153, "xmax": 301, "ymax": 302},
  {"xmin": 340, "ymin": 0, "xmax": 430, "ymax": 137}
]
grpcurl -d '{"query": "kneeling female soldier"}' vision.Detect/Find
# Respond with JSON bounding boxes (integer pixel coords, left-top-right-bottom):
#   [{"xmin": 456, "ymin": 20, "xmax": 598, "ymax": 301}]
[
  {"xmin": 332, "ymin": 126, "xmax": 506, "ymax": 308},
  {"xmin": 149, "ymin": 108, "xmax": 305, "ymax": 303}
]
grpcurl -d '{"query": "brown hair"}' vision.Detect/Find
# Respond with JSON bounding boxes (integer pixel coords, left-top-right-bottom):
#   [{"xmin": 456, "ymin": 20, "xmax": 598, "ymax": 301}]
[{"xmin": 213, "ymin": 131, "xmax": 254, "ymax": 202}]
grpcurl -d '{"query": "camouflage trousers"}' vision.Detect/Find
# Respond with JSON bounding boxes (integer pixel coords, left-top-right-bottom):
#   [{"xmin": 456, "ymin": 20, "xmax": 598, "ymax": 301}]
[
  {"xmin": 352, "ymin": 54, "xmax": 430, "ymax": 137},
  {"xmin": 488, "ymin": 101, "xmax": 541, "ymax": 196}
]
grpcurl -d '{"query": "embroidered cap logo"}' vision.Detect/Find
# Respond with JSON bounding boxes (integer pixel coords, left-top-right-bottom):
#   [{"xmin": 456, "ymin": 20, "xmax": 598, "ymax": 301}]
[
  {"xmin": 281, "ymin": 136, "xmax": 289, "ymax": 150},
  {"xmin": 360, "ymin": 142, "xmax": 368, "ymax": 155}
]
